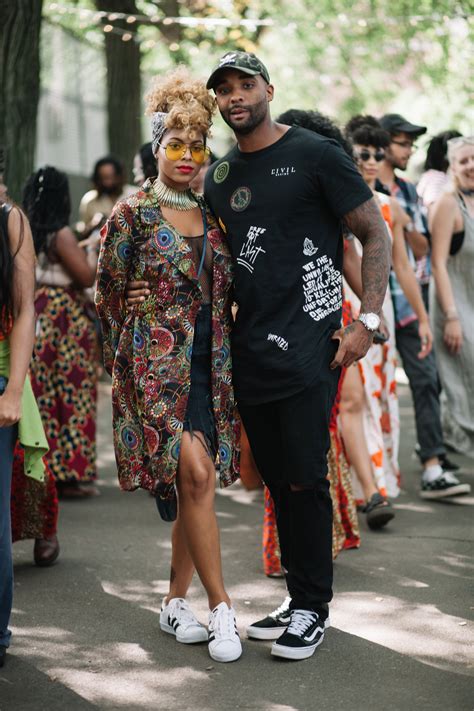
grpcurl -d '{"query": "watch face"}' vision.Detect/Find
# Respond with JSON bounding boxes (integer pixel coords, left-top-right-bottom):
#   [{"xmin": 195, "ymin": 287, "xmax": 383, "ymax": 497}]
[{"xmin": 366, "ymin": 313, "xmax": 380, "ymax": 330}]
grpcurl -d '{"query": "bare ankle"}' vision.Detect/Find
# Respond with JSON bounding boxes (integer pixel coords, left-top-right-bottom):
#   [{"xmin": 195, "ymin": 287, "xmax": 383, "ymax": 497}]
[{"xmin": 209, "ymin": 595, "xmax": 231, "ymax": 610}]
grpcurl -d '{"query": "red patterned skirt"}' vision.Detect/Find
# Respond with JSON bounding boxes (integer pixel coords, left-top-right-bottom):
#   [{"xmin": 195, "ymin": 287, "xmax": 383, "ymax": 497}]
[
  {"xmin": 11, "ymin": 443, "xmax": 58, "ymax": 542},
  {"xmin": 30, "ymin": 286, "xmax": 98, "ymax": 484}
]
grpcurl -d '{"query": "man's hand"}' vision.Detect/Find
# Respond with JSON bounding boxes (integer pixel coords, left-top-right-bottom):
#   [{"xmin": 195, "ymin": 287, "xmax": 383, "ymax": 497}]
[
  {"xmin": 330, "ymin": 321, "xmax": 374, "ymax": 369},
  {"xmin": 125, "ymin": 280, "xmax": 150, "ymax": 309}
]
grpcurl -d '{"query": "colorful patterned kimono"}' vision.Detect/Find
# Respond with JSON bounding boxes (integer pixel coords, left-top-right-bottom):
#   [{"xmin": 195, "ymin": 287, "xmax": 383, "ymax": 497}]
[{"xmin": 94, "ymin": 182, "xmax": 240, "ymax": 495}]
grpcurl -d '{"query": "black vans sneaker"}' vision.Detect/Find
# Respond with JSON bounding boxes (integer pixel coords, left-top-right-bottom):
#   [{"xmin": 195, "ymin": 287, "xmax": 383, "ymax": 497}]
[
  {"xmin": 420, "ymin": 472, "xmax": 471, "ymax": 500},
  {"xmin": 246, "ymin": 596, "xmax": 292, "ymax": 640},
  {"xmin": 271, "ymin": 609, "xmax": 330, "ymax": 660}
]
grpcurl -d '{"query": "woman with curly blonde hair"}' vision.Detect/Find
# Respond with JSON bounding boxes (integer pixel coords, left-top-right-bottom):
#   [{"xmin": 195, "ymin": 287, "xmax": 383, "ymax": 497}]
[{"xmin": 95, "ymin": 67, "xmax": 241, "ymax": 662}]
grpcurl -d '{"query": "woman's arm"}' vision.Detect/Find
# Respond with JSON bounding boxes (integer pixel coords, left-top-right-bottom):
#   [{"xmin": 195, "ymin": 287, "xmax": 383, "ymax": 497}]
[
  {"xmin": 94, "ymin": 202, "xmax": 134, "ymax": 375},
  {"xmin": 391, "ymin": 199, "xmax": 433, "ymax": 359},
  {"xmin": 430, "ymin": 193, "xmax": 463, "ymax": 354},
  {"xmin": 342, "ymin": 237, "xmax": 363, "ymax": 300},
  {"xmin": 0, "ymin": 209, "xmax": 36, "ymax": 426},
  {"xmin": 54, "ymin": 226, "xmax": 97, "ymax": 288}
]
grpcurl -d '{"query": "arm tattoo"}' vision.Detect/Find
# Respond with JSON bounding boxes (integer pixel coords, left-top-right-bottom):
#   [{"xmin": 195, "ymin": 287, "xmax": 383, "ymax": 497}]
[{"xmin": 343, "ymin": 197, "xmax": 391, "ymax": 314}]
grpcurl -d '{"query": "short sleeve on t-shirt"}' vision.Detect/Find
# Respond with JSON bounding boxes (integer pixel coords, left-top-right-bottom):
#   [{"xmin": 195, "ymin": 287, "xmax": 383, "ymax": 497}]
[{"xmin": 315, "ymin": 140, "xmax": 372, "ymax": 219}]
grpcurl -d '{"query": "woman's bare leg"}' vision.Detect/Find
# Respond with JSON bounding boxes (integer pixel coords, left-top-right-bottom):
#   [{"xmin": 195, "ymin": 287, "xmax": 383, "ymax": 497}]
[
  {"xmin": 175, "ymin": 431, "xmax": 230, "ymax": 610},
  {"xmin": 165, "ymin": 516, "xmax": 195, "ymax": 602},
  {"xmin": 339, "ymin": 364, "xmax": 378, "ymax": 501}
]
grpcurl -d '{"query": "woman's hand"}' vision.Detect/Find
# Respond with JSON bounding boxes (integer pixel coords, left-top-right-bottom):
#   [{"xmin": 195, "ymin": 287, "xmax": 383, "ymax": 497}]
[
  {"xmin": 125, "ymin": 280, "xmax": 150, "ymax": 309},
  {"xmin": 443, "ymin": 318, "xmax": 463, "ymax": 355},
  {"xmin": 417, "ymin": 320, "xmax": 433, "ymax": 359},
  {"xmin": 0, "ymin": 389, "xmax": 22, "ymax": 427}
]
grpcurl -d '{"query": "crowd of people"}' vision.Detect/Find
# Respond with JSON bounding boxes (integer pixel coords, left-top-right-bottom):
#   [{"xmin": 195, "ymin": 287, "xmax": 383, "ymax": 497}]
[{"xmin": 0, "ymin": 51, "xmax": 472, "ymax": 669}]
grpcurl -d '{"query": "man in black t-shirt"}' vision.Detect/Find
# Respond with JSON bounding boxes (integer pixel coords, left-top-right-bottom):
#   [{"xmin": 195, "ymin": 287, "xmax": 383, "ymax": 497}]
[{"xmin": 204, "ymin": 51, "xmax": 391, "ymax": 661}]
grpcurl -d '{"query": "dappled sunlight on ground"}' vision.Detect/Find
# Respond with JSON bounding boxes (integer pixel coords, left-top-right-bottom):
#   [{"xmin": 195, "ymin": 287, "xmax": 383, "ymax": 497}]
[{"xmin": 331, "ymin": 592, "xmax": 474, "ymax": 675}]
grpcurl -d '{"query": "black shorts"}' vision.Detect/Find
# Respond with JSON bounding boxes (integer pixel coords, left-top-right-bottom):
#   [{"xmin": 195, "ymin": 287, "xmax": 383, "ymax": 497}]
[
  {"xmin": 183, "ymin": 303, "xmax": 217, "ymax": 458},
  {"xmin": 238, "ymin": 370, "xmax": 340, "ymax": 489}
]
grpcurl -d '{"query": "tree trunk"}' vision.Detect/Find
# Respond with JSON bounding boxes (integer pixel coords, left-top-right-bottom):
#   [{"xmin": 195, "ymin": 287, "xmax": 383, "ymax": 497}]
[
  {"xmin": 95, "ymin": 0, "xmax": 142, "ymax": 181},
  {"xmin": 0, "ymin": 0, "xmax": 43, "ymax": 202}
]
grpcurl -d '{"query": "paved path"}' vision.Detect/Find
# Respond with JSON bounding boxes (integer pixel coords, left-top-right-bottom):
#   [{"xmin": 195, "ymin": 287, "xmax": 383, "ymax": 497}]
[{"xmin": 2, "ymin": 382, "xmax": 473, "ymax": 710}]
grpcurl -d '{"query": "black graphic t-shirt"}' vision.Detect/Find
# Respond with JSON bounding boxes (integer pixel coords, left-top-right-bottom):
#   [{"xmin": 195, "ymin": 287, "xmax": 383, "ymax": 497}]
[{"xmin": 205, "ymin": 126, "xmax": 372, "ymax": 404}]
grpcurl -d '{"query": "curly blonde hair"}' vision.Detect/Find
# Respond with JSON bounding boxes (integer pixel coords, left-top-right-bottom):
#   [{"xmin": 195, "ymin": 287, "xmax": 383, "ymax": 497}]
[{"xmin": 145, "ymin": 66, "xmax": 216, "ymax": 140}]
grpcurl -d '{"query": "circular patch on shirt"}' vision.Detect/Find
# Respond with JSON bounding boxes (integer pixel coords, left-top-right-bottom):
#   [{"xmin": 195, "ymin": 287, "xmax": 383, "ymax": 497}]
[
  {"xmin": 230, "ymin": 186, "xmax": 251, "ymax": 212},
  {"xmin": 213, "ymin": 161, "xmax": 230, "ymax": 184}
]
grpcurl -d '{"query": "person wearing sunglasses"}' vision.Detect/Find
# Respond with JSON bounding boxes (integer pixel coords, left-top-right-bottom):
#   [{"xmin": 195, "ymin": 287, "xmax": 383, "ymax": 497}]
[
  {"xmin": 95, "ymin": 67, "xmax": 241, "ymax": 663},
  {"xmin": 339, "ymin": 115, "xmax": 433, "ymax": 528}
]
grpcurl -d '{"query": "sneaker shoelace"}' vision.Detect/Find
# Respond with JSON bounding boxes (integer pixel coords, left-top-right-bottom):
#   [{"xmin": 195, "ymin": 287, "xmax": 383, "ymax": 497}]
[
  {"xmin": 287, "ymin": 610, "xmax": 318, "ymax": 637},
  {"xmin": 270, "ymin": 596, "xmax": 292, "ymax": 619},
  {"xmin": 210, "ymin": 606, "xmax": 236, "ymax": 640},
  {"xmin": 168, "ymin": 599, "xmax": 199, "ymax": 628}
]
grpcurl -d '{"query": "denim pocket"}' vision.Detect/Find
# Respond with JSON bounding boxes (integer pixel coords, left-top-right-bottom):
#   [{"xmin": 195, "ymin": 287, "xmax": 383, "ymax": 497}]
[{"xmin": 0, "ymin": 376, "xmax": 8, "ymax": 396}]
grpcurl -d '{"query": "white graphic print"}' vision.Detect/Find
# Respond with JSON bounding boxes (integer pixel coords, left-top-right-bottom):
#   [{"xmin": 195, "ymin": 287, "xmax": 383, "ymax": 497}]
[
  {"xmin": 267, "ymin": 333, "xmax": 289, "ymax": 351},
  {"xmin": 271, "ymin": 166, "xmax": 296, "ymax": 177},
  {"xmin": 302, "ymin": 255, "xmax": 342, "ymax": 322},
  {"xmin": 303, "ymin": 238, "xmax": 318, "ymax": 257},
  {"xmin": 237, "ymin": 226, "xmax": 267, "ymax": 273}
]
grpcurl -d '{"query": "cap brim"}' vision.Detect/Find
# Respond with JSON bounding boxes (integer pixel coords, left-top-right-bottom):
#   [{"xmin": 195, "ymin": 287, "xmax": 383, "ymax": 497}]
[
  {"xmin": 396, "ymin": 122, "xmax": 427, "ymax": 136},
  {"xmin": 206, "ymin": 66, "xmax": 260, "ymax": 90}
]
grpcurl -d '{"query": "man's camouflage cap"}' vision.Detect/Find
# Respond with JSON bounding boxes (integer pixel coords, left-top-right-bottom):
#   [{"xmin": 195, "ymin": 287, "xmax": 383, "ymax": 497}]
[{"xmin": 206, "ymin": 51, "xmax": 270, "ymax": 90}]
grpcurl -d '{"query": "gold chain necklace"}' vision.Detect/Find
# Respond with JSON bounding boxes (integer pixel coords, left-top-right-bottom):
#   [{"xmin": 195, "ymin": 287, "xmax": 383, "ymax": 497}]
[{"xmin": 152, "ymin": 178, "xmax": 199, "ymax": 211}]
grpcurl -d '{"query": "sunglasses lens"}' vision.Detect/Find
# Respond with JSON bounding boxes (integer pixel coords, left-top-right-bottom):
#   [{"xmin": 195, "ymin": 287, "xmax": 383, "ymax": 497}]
[
  {"xmin": 359, "ymin": 151, "xmax": 371, "ymax": 162},
  {"xmin": 165, "ymin": 143, "xmax": 186, "ymax": 161},
  {"xmin": 190, "ymin": 147, "xmax": 207, "ymax": 164},
  {"xmin": 375, "ymin": 151, "xmax": 385, "ymax": 162}
]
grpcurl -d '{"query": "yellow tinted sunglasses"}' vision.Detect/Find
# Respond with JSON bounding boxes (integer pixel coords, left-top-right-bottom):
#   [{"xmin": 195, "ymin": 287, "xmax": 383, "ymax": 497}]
[{"xmin": 159, "ymin": 141, "xmax": 210, "ymax": 165}]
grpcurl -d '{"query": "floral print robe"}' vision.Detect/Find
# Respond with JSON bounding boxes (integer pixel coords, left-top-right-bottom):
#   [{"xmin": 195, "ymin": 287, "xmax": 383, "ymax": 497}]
[{"xmin": 95, "ymin": 182, "xmax": 240, "ymax": 494}]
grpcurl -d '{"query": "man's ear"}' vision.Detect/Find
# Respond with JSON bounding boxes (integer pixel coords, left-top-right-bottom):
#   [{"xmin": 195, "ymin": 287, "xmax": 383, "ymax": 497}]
[{"xmin": 266, "ymin": 83, "xmax": 274, "ymax": 102}]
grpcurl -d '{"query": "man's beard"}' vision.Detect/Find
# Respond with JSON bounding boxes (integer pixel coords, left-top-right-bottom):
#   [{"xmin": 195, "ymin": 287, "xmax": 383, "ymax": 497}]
[
  {"xmin": 98, "ymin": 184, "xmax": 121, "ymax": 196},
  {"xmin": 222, "ymin": 98, "xmax": 268, "ymax": 136}
]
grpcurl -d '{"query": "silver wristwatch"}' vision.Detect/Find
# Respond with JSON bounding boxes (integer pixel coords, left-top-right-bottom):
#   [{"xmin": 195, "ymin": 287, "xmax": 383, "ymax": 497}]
[{"xmin": 358, "ymin": 312, "xmax": 380, "ymax": 332}]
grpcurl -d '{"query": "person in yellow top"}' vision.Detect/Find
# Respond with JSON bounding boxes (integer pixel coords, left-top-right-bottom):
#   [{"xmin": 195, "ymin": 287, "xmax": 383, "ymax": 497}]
[{"xmin": 0, "ymin": 201, "xmax": 49, "ymax": 668}]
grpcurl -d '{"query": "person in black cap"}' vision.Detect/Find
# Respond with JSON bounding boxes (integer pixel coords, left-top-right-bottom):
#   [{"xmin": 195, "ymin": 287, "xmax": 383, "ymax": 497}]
[
  {"xmin": 126, "ymin": 53, "xmax": 392, "ymax": 661},
  {"xmin": 379, "ymin": 113, "xmax": 465, "ymax": 497},
  {"xmin": 203, "ymin": 51, "xmax": 391, "ymax": 661}
]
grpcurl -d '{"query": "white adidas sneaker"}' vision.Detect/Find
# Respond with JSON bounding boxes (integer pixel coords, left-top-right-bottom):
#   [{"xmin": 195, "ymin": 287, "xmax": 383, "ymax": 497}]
[
  {"xmin": 160, "ymin": 597, "xmax": 208, "ymax": 644},
  {"xmin": 208, "ymin": 602, "xmax": 242, "ymax": 662}
]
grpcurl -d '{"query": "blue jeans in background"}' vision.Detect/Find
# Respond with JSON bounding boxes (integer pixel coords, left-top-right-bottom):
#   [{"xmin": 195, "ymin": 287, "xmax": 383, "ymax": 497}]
[{"xmin": 0, "ymin": 375, "xmax": 16, "ymax": 648}]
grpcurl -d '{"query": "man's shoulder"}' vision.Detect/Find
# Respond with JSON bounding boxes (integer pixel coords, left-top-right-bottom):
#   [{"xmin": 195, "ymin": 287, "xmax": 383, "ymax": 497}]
[
  {"xmin": 395, "ymin": 175, "xmax": 418, "ymax": 198},
  {"xmin": 80, "ymin": 189, "xmax": 99, "ymax": 207}
]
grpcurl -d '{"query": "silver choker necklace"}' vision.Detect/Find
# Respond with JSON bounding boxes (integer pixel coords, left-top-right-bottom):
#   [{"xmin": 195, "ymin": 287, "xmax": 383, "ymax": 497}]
[{"xmin": 153, "ymin": 178, "xmax": 199, "ymax": 211}]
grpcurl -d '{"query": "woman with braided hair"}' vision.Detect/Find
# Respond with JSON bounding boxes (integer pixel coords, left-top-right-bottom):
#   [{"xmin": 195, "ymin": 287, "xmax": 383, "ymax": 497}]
[
  {"xmin": 23, "ymin": 167, "xmax": 99, "ymax": 498},
  {"xmin": 95, "ymin": 67, "xmax": 241, "ymax": 663}
]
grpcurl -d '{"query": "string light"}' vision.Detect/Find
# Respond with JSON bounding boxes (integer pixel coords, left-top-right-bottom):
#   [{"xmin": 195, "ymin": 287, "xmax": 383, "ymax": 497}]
[{"xmin": 43, "ymin": 2, "xmax": 467, "ymax": 50}]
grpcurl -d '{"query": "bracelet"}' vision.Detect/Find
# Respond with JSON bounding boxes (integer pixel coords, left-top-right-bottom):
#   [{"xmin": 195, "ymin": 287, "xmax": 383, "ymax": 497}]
[{"xmin": 445, "ymin": 314, "xmax": 460, "ymax": 322}]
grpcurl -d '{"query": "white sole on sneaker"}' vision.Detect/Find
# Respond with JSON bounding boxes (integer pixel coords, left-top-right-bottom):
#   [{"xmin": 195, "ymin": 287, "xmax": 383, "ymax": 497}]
[
  {"xmin": 160, "ymin": 619, "xmax": 208, "ymax": 644},
  {"xmin": 270, "ymin": 617, "xmax": 330, "ymax": 660},
  {"xmin": 208, "ymin": 640, "xmax": 242, "ymax": 663},
  {"xmin": 419, "ymin": 483, "xmax": 471, "ymax": 499},
  {"xmin": 246, "ymin": 624, "xmax": 289, "ymax": 641}
]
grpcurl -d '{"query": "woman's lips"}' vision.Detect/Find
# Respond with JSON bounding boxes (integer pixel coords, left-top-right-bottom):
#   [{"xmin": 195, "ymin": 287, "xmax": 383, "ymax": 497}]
[{"xmin": 176, "ymin": 166, "xmax": 194, "ymax": 174}]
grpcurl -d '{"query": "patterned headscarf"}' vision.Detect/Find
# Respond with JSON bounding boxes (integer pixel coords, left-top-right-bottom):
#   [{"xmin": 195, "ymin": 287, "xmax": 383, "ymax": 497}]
[{"xmin": 151, "ymin": 112, "xmax": 168, "ymax": 154}]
